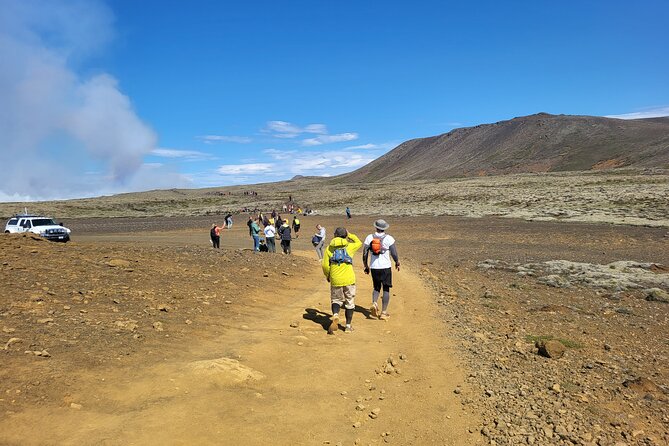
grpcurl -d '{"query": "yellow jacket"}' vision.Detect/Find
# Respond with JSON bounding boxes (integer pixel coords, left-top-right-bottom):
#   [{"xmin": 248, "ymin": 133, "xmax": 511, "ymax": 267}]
[{"xmin": 322, "ymin": 233, "xmax": 362, "ymax": 287}]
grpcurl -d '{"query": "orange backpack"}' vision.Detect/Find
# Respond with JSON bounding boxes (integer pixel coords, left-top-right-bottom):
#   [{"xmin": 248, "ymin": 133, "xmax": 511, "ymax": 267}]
[{"xmin": 370, "ymin": 236, "xmax": 385, "ymax": 255}]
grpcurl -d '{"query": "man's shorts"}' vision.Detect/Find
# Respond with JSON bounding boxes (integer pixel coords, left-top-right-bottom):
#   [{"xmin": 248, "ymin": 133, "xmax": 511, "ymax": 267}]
[
  {"xmin": 371, "ymin": 268, "xmax": 392, "ymax": 290},
  {"xmin": 330, "ymin": 285, "xmax": 356, "ymax": 310}
]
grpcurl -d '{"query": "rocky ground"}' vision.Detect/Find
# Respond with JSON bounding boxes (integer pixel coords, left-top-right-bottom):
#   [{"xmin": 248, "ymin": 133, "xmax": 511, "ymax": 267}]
[
  {"xmin": 396, "ymin": 218, "xmax": 669, "ymax": 446},
  {"xmin": 0, "ymin": 233, "xmax": 311, "ymax": 415},
  {"xmin": 2, "ymin": 169, "xmax": 668, "ymax": 228},
  {"xmin": 2, "ymin": 214, "xmax": 668, "ymax": 445}
]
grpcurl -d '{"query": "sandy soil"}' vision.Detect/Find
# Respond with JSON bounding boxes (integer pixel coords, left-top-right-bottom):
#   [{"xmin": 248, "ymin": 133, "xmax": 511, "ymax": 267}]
[
  {"xmin": 0, "ymin": 222, "xmax": 478, "ymax": 445},
  {"xmin": 2, "ymin": 213, "xmax": 668, "ymax": 445}
]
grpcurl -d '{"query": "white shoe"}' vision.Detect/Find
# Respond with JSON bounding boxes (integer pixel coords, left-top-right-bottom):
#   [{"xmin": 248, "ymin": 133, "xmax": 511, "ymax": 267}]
[{"xmin": 370, "ymin": 303, "xmax": 379, "ymax": 319}]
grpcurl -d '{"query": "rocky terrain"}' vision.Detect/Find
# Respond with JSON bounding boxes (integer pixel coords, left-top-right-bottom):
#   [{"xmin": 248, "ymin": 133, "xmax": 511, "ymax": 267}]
[
  {"xmin": 395, "ymin": 217, "xmax": 669, "ymax": 446},
  {"xmin": 0, "ymin": 229, "xmax": 477, "ymax": 445},
  {"xmin": 1, "ymin": 170, "xmax": 668, "ymax": 229},
  {"xmin": 2, "ymin": 193, "xmax": 669, "ymax": 444}
]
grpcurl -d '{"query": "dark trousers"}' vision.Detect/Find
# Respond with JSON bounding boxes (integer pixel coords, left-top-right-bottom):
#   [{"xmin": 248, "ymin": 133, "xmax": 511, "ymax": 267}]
[
  {"xmin": 281, "ymin": 240, "xmax": 291, "ymax": 254},
  {"xmin": 211, "ymin": 235, "xmax": 220, "ymax": 248},
  {"xmin": 266, "ymin": 237, "xmax": 276, "ymax": 253}
]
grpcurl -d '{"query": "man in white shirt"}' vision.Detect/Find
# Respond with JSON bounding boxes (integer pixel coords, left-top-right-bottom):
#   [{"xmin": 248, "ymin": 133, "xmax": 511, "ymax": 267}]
[{"xmin": 362, "ymin": 219, "xmax": 400, "ymax": 320}]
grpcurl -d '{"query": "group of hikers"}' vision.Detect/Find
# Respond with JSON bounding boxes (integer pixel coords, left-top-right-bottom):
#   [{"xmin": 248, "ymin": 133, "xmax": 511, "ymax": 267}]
[
  {"xmin": 247, "ymin": 211, "xmax": 301, "ymax": 254},
  {"xmin": 209, "ymin": 209, "xmax": 401, "ymax": 335},
  {"xmin": 321, "ymin": 219, "xmax": 399, "ymax": 333}
]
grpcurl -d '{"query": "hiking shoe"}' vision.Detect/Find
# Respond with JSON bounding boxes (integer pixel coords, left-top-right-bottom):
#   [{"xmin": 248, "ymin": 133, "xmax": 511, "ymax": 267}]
[
  {"xmin": 344, "ymin": 325, "xmax": 354, "ymax": 333},
  {"xmin": 370, "ymin": 303, "xmax": 379, "ymax": 319},
  {"xmin": 328, "ymin": 314, "xmax": 339, "ymax": 334},
  {"xmin": 379, "ymin": 312, "xmax": 390, "ymax": 321}
]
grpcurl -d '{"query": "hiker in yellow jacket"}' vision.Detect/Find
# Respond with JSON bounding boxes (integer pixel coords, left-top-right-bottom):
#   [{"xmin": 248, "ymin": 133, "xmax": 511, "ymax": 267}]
[{"xmin": 322, "ymin": 227, "xmax": 362, "ymax": 334}]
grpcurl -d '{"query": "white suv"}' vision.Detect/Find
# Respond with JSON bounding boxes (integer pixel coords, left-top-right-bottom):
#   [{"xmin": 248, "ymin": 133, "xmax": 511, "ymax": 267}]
[{"xmin": 4, "ymin": 214, "xmax": 71, "ymax": 242}]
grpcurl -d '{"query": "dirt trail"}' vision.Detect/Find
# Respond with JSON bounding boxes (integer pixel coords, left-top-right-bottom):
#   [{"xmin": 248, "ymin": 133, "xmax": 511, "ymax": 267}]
[{"xmin": 1, "ymin": 247, "xmax": 479, "ymax": 445}]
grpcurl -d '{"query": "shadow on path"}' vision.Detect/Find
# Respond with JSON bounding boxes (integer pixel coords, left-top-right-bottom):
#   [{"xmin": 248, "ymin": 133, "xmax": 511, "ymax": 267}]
[{"xmin": 303, "ymin": 305, "xmax": 372, "ymax": 332}]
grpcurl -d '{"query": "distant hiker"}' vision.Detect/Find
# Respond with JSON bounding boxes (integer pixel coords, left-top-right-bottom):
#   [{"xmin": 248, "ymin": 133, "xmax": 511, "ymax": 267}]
[
  {"xmin": 322, "ymin": 227, "xmax": 362, "ymax": 334},
  {"xmin": 210, "ymin": 223, "xmax": 221, "ymax": 249},
  {"xmin": 292, "ymin": 215, "xmax": 301, "ymax": 238},
  {"xmin": 282, "ymin": 204, "xmax": 288, "ymax": 212},
  {"xmin": 271, "ymin": 209, "xmax": 277, "ymax": 219},
  {"xmin": 264, "ymin": 222, "xmax": 276, "ymax": 253},
  {"xmin": 346, "ymin": 206, "xmax": 351, "ymax": 219},
  {"xmin": 224, "ymin": 213, "xmax": 233, "ymax": 229},
  {"xmin": 313, "ymin": 224, "xmax": 326, "ymax": 259},
  {"xmin": 250, "ymin": 219, "xmax": 261, "ymax": 252},
  {"xmin": 279, "ymin": 221, "xmax": 292, "ymax": 254},
  {"xmin": 276, "ymin": 214, "xmax": 283, "ymax": 230},
  {"xmin": 363, "ymin": 219, "xmax": 400, "ymax": 320}
]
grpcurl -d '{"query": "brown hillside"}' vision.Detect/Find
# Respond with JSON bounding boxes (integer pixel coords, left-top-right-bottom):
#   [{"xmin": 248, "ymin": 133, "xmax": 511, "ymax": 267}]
[{"xmin": 340, "ymin": 113, "xmax": 669, "ymax": 182}]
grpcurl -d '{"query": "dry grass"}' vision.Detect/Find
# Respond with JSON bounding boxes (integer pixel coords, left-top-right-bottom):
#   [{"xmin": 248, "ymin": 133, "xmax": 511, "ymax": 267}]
[{"xmin": 1, "ymin": 169, "xmax": 668, "ymax": 228}]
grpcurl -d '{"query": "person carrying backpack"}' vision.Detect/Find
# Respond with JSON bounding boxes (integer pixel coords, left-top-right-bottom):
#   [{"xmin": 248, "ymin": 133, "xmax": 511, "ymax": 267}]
[
  {"xmin": 279, "ymin": 221, "xmax": 292, "ymax": 254},
  {"xmin": 322, "ymin": 227, "xmax": 362, "ymax": 334},
  {"xmin": 313, "ymin": 224, "xmax": 326, "ymax": 259},
  {"xmin": 362, "ymin": 219, "xmax": 400, "ymax": 320},
  {"xmin": 210, "ymin": 223, "xmax": 221, "ymax": 249},
  {"xmin": 292, "ymin": 215, "xmax": 301, "ymax": 238}
]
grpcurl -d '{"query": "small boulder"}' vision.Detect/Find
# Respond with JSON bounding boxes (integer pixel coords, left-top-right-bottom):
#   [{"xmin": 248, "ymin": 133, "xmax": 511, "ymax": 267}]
[
  {"xmin": 644, "ymin": 288, "xmax": 669, "ymax": 303},
  {"xmin": 3, "ymin": 337, "xmax": 22, "ymax": 350},
  {"xmin": 538, "ymin": 275, "xmax": 571, "ymax": 288},
  {"xmin": 537, "ymin": 340, "xmax": 566, "ymax": 359},
  {"xmin": 107, "ymin": 259, "xmax": 131, "ymax": 268}
]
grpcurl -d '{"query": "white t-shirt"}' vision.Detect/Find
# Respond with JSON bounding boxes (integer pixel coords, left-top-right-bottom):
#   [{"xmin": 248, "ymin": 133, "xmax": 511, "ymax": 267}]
[
  {"xmin": 364, "ymin": 232, "xmax": 396, "ymax": 269},
  {"xmin": 264, "ymin": 225, "xmax": 276, "ymax": 238}
]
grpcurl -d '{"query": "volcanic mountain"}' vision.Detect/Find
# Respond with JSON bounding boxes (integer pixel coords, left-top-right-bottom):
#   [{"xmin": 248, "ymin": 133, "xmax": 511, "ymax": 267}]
[{"xmin": 340, "ymin": 113, "xmax": 669, "ymax": 182}]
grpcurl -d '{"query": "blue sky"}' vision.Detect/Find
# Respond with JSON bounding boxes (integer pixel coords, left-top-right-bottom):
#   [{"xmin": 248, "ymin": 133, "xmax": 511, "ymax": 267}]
[{"xmin": 1, "ymin": 0, "xmax": 668, "ymax": 201}]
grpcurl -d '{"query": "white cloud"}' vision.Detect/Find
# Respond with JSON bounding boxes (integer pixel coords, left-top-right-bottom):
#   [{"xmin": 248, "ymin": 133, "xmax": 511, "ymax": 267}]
[
  {"xmin": 0, "ymin": 0, "xmax": 158, "ymax": 200},
  {"xmin": 343, "ymin": 143, "xmax": 379, "ymax": 150},
  {"xmin": 302, "ymin": 132, "xmax": 359, "ymax": 146},
  {"xmin": 284, "ymin": 151, "xmax": 374, "ymax": 175},
  {"xmin": 197, "ymin": 135, "xmax": 252, "ymax": 144},
  {"xmin": 217, "ymin": 163, "xmax": 274, "ymax": 175},
  {"xmin": 263, "ymin": 120, "xmax": 329, "ymax": 138},
  {"xmin": 605, "ymin": 106, "xmax": 669, "ymax": 120},
  {"xmin": 343, "ymin": 142, "xmax": 397, "ymax": 151},
  {"xmin": 303, "ymin": 124, "xmax": 328, "ymax": 134},
  {"xmin": 0, "ymin": 191, "xmax": 37, "ymax": 203},
  {"xmin": 211, "ymin": 149, "xmax": 375, "ymax": 183},
  {"xmin": 263, "ymin": 148, "xmax": 297, "ymax": 160},
  {"xmin": 152, "ymin": 148, "xmax": 213, "ymax": 160}
]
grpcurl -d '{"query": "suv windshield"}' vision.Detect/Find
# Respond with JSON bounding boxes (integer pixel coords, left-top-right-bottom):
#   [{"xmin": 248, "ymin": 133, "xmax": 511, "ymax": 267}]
[
  {"xmin": 7, "ymin": 218, "xmax": 18, "ymax": 225},
  {"xmin": 31, "ymin": 219, "xmax": 56, "ymax": 227}
]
